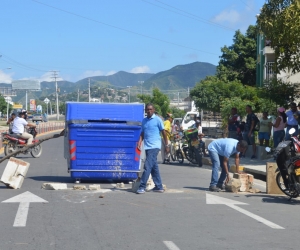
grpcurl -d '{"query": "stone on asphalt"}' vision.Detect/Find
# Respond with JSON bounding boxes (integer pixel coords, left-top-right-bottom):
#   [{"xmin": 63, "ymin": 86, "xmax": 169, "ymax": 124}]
[
  {"xmin": 89, "ymin": 184, "xmax": 101, "ymax": 190},
  {"xmin": 73, "ymin": 185, "xmax": 87, "ymax": 190},
  {"xmin": 42, "ymin": 183, "xmax": 68, "ymax": 190},
  {"xmin": 225, "ymin": 178, "xmax": 241, "ymax": 193},
  {"xmin": 116, "ymin": 182, "xmax": 125, "ymax": 188}
]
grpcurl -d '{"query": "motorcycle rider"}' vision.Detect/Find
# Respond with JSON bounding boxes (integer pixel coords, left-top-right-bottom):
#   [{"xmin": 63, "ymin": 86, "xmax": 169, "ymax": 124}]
[
  {"xmin": 7, "ymin": 113, "xmax": 16, "ymax": 134},
  {"xmin": 12, "ymin": 111, "xmax": 36, "ymax": 145}
]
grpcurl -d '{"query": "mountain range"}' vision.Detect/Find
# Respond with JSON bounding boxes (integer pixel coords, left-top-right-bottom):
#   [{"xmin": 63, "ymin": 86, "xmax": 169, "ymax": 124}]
[{"xmin": 1, "ymin": 61, "xmax": 216, "ymax": 103}]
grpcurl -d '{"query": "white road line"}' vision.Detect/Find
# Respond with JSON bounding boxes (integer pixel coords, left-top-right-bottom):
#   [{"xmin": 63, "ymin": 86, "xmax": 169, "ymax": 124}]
[
  {"xmin": 226, "ymin": 204, "xmax": 284, "ymax": 229},
  {"xmin": 13, "ymin": 202, "xmax": 29, "ymax": 227},
  {"xmin": 163, "ymin": 241, "xmax": 180, "ymax": 250}
]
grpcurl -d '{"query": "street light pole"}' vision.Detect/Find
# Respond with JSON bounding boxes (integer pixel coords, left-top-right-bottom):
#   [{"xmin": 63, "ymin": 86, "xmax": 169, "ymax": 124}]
[
  {"xmin": 51, "ymin": 71, "xmax": 60, "ymax": 120},
  {"xmin": 127, "ymin": 86, "xmax": 132, "ymax": 103}
]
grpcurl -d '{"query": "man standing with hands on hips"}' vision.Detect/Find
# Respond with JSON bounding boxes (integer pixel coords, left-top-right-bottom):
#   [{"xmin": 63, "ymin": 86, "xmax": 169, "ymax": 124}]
[{"xmin": 136, "ymin": 103, "xmax": 169, "ymax": 194}]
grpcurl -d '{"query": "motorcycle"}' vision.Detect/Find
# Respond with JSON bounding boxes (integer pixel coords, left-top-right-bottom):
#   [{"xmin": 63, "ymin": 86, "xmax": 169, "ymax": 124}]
[
  {"xmin": 2, "ymin": 127, "xmax": 42, "ymax": 158},
  {"xmin": 182, "ymin": 128, "xmax": 203, "ymax": 166},
  {"xmin": 268, "ymin": 128, "xmax": 300, "ymax": 199}
]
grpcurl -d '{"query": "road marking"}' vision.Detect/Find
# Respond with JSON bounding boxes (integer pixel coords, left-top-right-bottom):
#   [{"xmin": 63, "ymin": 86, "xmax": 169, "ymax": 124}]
[
  {"xmin": 206, "ymin": 193, "xmax": 284, "ymax": 229},
  {"xmin": 163, "ymin": 241, "xmax": 180, "ymax": 250},
  {"xmin": 2, "ymin": 191, "xmax": 48, "ymax": 227}
]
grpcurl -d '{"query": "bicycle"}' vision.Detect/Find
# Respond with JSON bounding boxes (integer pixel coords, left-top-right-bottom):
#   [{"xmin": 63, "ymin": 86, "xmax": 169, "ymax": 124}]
[{"xmin": 169, "ymin": 133, "xmax": 184, "ymax": 164}]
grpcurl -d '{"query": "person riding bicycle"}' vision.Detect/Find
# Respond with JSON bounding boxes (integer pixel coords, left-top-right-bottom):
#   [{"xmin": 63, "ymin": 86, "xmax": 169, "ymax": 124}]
[{"xmin": 12, "ymin": 111, "xmax": 36, "ymax": 145}]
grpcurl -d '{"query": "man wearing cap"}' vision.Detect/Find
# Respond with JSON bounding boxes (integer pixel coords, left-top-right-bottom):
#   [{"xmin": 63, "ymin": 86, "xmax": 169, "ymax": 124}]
[
  {"xmin": 207, "ymin": 139, "xmax": 248, "ymax": 192},
  {"xmin": 228, "ymin": 108, "xmax": 240, "ymax": 139},
  {"xmin": 161, "ymin": 113, "xmax": 172, "ymax": 163},
  {"xmin": 12, "ymin": 112, "xmax": 36, "ymax": 144},
  {"xmin": 285, "ymin": 102, "xmax": 300, "ymax": 140}
]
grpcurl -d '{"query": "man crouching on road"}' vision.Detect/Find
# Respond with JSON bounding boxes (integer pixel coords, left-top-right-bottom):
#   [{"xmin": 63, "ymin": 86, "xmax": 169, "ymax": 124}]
[
  {"xmin": 136, "ymin": 103, "xmax": 169, "ymax": 194},
  {"xmin": 12, "ymin": 111, "xmax": 36, "ymax": 145},
  {"xmin": 208, "ymin": 139, "xmax": 248, "ymax": 192}
]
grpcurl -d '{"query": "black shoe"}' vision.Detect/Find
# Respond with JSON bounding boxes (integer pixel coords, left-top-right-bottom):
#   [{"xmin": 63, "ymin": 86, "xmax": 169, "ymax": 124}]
[
  {"xmin": 216, "ymin": 183, "xmax": 225, "ymax": 190},
  {"xmin": 239, "ymin": 154, "xmax": 245, "ymax": 158},
  {"xmin": 209, "ymin": 186, "xmax": 220, "ymax": 192},
  {"xmin": 251, "ymin": 155, "xmax": 256, "ymax": 159}
]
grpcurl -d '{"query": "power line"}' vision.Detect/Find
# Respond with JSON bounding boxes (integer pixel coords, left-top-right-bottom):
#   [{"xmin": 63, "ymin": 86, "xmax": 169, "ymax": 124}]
[
  {"xmin": 31, "ymin": 0, "xmax": 219, "ymax": 56},
  {"xmin": 0, "ymin": 53, "xmax": 48, "ymax": 73},
  {"xmin": 142, "ymin": 0, "xmax": 235, "ymax": 31}
]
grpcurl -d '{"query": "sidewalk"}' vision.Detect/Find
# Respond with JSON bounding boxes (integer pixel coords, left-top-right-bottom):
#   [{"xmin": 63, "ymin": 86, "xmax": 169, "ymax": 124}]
[{"xmin": 229, "ymin": 156, "xmax": 273, "ymax": 176}]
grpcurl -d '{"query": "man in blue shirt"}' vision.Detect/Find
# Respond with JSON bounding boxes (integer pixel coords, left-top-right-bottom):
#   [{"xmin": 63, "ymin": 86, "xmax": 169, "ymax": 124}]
[
  {"xmin": 285, "ymin": 102, "xmax": 300, "ymax": 140},
  {"xmin": 208, "ymin": 139, "xmax": 248, "ymax": 192},
  {"xmin": 136, "ymin": 103, "xmax": 169, "ymax": 194}
]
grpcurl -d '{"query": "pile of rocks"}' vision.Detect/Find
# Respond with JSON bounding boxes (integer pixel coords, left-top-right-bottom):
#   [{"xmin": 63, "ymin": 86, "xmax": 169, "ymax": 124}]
[{"xmin": 226, "ymin": 173, "xmax": 261, "ymax": 193}]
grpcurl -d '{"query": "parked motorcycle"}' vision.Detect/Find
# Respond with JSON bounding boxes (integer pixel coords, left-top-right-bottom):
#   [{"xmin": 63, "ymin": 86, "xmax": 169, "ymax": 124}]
[
  {"xmin": 182, "ymin": 128, "xmax": 203, "ymax": 166},
  {"xmin": 268, "ymin": 128, "xmax": 300, "ymax": 199},
  {"xmin": 2, "ymin": 127, "xmax": 42, "ymax": 158}
]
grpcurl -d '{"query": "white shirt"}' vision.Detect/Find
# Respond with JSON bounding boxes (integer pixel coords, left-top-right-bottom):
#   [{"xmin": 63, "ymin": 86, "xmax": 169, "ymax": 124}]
[
  {"xmin": 197, "ymin": 125, "xmax": 202, "ymax": 134},
  {"xmin": 12, "ymin": 117, "xmax": 28, "ymax": 134}
]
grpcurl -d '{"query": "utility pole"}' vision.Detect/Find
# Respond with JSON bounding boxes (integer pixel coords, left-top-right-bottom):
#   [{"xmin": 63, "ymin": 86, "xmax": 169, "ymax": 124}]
[
  {"xmin": 138, "ymin": 81, "xmax": 144, "ymax": 95},
  {"xmin": 177, "ymin": 92, "xmax": 179, "ymax": 108},
  {"xmin": 88, "ymin": 78, "xmax": 91, "ymax": 102},
  {"xmin": 51, "ymin": 71, "xmax": 60, "ymax": 121},
  {"xmin": 127, "ymin": 86, "xmax": 132, "ymax": 103}
]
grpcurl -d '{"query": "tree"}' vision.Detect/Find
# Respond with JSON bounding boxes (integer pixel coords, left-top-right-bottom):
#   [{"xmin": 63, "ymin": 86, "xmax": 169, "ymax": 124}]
[
  {"xmin": 257, "ymin": 0, "xmax": 300, "ymax": 73},
  {"xmin": 169, "ymin": 107, "xmax": 186, "ymax": 119},
  {"xmin": 259, "ymin": 78, "xmax": 300, "ymax": 107},
  {"xmin": 217, "ymin": 25, "xmax": 257, "ymax": 86},
  {"xmin": 190, "ymin": 76, "xmax": 260, "ymax": 113},
  {"xmin": 0, "ymin": 95, "xmax": 9, "ymax": 115},
  {"xmin": 137, "ymin": 88, "xmax": 170, "ymax": 117}
]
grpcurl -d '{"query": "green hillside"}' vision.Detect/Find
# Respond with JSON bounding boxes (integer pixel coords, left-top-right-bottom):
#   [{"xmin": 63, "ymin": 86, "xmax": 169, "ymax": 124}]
[
  {"xmin": 143, "ymin": 62, "xmax": 216, "ymax": 90},
  {"xmin": 3, "ymin": 61, "xmax": 216, "ymax": 104}
]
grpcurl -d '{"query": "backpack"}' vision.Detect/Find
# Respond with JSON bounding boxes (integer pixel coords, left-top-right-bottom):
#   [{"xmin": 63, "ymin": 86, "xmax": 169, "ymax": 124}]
[{"xmin": 254, "ymin": 115, "xmax": 260, "ymax": 131}]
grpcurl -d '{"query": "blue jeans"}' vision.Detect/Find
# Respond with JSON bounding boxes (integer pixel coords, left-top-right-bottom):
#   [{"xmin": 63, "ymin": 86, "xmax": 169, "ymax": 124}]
[
  {"xmin": 285, "ymin": 125, "xmax": 299, "ymax": 140},
  {"xmin": 139, "ymin": 148, "xmax": 163, "ymax": 189},
  {"xmin": 273, "ymin": 130, "xmax": 285, "ymax": 148},
  {"xmin": 208, "ymin": 150, "xmax": 227, "ymax": 187}
]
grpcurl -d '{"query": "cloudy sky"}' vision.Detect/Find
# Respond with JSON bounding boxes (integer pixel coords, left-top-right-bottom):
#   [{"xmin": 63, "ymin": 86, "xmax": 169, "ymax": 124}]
[{"xmin": 0, "ymin": 0, "xmax": 265, "ymax": 83}]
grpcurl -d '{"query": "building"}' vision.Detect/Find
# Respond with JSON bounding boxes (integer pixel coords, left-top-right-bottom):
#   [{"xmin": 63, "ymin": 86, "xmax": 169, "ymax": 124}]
[{"xmin": 256, "ymin": 33, "xmax": 300, "ymax": 87}]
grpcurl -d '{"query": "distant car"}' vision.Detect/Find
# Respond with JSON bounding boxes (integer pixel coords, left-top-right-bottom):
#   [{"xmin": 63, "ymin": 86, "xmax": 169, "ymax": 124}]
[{"xmin": 32, "ymin": 113, "xmax": 43, "ymax": 122}]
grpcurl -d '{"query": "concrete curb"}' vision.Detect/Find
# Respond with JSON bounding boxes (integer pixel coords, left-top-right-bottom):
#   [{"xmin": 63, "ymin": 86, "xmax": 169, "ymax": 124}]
[{"xmin": 244, "ymin": 166, "xmax": 266, "ymax": 176}]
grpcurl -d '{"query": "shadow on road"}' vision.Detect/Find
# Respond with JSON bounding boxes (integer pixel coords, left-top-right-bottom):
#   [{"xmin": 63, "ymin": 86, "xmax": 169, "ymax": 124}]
[{"xmin": 246, "ymin": 194, "xmax": 300, "ymax": 205}]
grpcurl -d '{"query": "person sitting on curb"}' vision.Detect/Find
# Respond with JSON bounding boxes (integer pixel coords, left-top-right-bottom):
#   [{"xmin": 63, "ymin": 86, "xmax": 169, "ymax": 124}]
[
  {"xmin": 12, "ymin": 111, "xmax": 36, "ymax": 145},
  {"xmin": 207, "ymin": 139, "xmax": 248, "ymax": 192}
]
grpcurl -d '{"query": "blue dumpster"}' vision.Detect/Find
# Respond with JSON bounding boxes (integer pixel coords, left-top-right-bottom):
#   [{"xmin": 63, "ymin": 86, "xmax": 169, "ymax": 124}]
[{"xmin": 64, "ymin": 102, "xmax": 144, "ymax": 181}]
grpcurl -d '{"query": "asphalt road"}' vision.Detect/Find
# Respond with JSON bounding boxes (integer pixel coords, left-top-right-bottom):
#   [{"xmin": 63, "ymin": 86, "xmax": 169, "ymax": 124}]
[{"xmin": 0, "ymin": 135, "xmax": 299, "ymax": 250}]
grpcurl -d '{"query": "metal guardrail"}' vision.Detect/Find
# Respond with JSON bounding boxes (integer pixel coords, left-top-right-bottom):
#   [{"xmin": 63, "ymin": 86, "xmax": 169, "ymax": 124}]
[{"xmin": 0, "ymin": 122, "xmax": 65, "ymax": 149}]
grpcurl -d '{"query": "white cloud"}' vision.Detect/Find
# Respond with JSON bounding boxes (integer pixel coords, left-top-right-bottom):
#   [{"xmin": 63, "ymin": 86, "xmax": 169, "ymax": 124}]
[
  {"xmin": 0, "ymin": 70, "xmax": 13, "ymax": 83},
  {"xmin": 213, "ymin": 9, "xmax": 240, "ymax": 24},
  {"xmin": 80, "ymin": 70, "xmax": 105, "ymax": 79},
  {"xmin": 106, "ymin": 70, "xmax": 117, "ymax": 76},
  {"xmin": 130, "ymin": 66, "xmax": 150, "ymax": 74}
]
